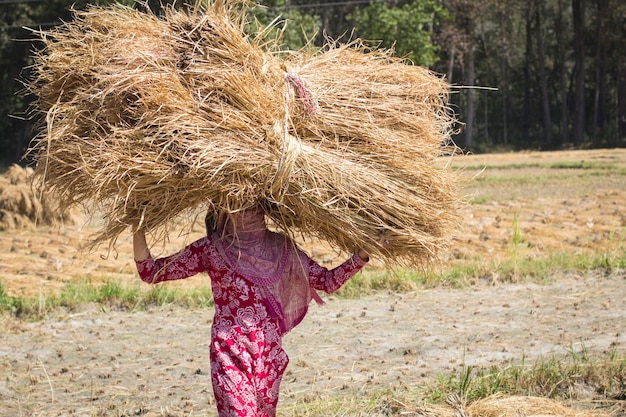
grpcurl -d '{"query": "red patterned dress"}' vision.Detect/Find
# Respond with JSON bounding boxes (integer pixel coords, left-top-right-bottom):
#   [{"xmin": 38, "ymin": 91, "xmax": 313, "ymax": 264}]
[{"xmin": 135, "ymin": 229, "xmax": 367, "ymax": 417}]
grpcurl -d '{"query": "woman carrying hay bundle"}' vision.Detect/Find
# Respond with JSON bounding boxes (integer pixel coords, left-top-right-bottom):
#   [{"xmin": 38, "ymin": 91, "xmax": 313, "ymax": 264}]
[
  {"xmin": 27, "ymin": 1, "xmax": 456, "ymax": 414},
  {"xmin": 133, "ymin": 205, "xmax": 388, "ymax": 416}
]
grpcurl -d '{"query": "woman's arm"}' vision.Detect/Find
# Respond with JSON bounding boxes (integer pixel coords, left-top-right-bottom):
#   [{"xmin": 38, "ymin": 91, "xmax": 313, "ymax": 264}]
[
  {"xmin": 306, "ymin": 252, "xmax": 368, "ymax": 294},
  {"xmin": 306, "ymin": 235, "xmax": 388, "ymax": 294},
  {"xmin": 133, "ymin": 228, "xmax": 151, "ymax": 261},
  {"xmin": 133, "ymin": 229, "xmax": 209, "ymax": 284}
]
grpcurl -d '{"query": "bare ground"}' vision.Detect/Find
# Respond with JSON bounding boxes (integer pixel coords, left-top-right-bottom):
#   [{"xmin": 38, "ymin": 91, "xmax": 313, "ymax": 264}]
[
  {"xmin": 1, "ymin": 149, "xmax": 625, "ymax": 416},
  {"xmin": 0, "ymin": 270, "xmax": 624, "ymax": 416}
]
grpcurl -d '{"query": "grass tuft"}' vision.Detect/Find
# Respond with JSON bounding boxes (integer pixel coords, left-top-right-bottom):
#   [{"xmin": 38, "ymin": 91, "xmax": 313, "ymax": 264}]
[{"xmin": 427, "ymin": 343, "xmax": 626, "ymax": 404}]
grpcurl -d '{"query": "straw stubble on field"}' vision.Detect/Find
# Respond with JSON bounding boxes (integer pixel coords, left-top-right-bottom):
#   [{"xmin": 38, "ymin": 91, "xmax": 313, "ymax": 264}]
[
  {"xmin": 1, "ymin": 148, "xmax": 624, "ymax": 297},
  {"xmin": 450, "ymin": 148, "xmax": 626, "ymax": 280}
]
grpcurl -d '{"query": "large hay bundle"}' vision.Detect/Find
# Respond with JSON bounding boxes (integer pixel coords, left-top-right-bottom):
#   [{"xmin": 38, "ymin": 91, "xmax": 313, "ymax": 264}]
[{"xmin": 26, "ymin": 0, "xmax": 459, "ymax": 266}]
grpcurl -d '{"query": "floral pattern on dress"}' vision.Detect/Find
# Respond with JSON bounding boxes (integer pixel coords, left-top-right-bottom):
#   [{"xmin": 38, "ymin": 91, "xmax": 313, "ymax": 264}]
[{"xmin": 135, "ymin": 236, "xmax": 366, "ymax": 417}]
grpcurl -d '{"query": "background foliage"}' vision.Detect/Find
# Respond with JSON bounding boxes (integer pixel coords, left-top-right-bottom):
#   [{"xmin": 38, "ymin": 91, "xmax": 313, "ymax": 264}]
[{"xmin": 1, "ymin": 0, "xmax": 624, "ymax": 165}]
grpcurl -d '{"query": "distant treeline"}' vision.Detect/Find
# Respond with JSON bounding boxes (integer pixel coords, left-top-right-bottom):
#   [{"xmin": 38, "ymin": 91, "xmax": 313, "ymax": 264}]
[{"xmin": 1, "ymin": 0, "xmax": 624, "ymax": 164}]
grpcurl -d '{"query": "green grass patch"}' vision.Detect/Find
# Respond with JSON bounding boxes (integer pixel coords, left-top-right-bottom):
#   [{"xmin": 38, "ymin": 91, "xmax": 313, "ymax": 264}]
[
  {"xmin": 2, "ymin": 242, "xmax": 623, "ymax": 319},
  {"xmin": 467, "ymin": 195, "xmax": 491, "ymax": 205},
  {"xmin": 427, "ymin": 344, "xmax": 626, "ymax": 403},
  {"xmin": 0, "ymin": 279, "xmax": 213, "ymax": 320},
  {"xmin": 462, "ymin": 161, "xmax": 626, "ymax": 190},
  {"xmin": 337, "ymin": 240, "xmax": 625, "ymax": 293},
  {"xmin": 0, "ymin": 281, "xmax": 22, "ymax": 314},
  {"xmin": 336, "ymin": 266, "xmax": 474, "ymax": 297},
  {"xmin": 449, "ymin": 249, "xmax": 625, "ymax": 284},
  {"xmin": 469, "ymin": 170, "xmax": 622, "ymax": 187},
  {"xmin": 1, "ymin": 225, "xmax": 623, "ymax": 319},
  {"xmin": 336, "ymin": 269, "xmax": 420, "ymax": 297},
  {"xmin": 461, "ymin": 161, "xmax": 624, "ymax": 172}
]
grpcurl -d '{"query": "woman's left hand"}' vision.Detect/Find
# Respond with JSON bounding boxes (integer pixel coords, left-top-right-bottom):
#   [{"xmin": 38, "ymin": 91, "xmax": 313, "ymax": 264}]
[
  {"xmin": 132, "ymin": 227, "xmax": 150, "ymax": 261},
  {"xmin": 378, "ymin": 233, "xmax": 390, "ymax": 249},
  {"xmin": 357, "ymin": 233, "xmax": 390, "ymax": 262}
]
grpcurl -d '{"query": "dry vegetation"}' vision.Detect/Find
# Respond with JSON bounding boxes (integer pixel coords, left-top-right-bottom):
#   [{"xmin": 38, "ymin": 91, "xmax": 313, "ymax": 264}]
[{"xmin": 0, "ymin": 165, "xmax": 73, "ymax": 231}]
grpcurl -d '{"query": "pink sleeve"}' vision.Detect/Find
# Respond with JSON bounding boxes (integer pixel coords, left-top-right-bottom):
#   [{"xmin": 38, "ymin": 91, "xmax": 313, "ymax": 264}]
[
  {"xmin": 305, "ymin": 252, "xmax": 367, "ymax": 294},
  {"xmin": 135, "ymin": 238, "xmax": 210, "ymax": 284}
]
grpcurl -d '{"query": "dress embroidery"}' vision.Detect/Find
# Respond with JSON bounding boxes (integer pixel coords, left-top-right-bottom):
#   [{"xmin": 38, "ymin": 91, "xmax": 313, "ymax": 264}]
[{"xmin": 135, "ymin": 235, "xmax": 366, "ymax": 417}]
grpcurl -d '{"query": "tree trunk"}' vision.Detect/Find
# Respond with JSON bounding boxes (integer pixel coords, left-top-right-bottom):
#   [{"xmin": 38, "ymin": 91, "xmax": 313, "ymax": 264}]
[
  {"xmin": 447, "ymin": 40, "xmax": 456, "ymax": 84},
  {"xmin": 557, "ymin": 0, "xmax": 569, "ymax": 146},
  {"xmin": 484, "ymin": 92, "xmax": 489, "ymax": 144},
  {"xmin": 502, "ymin": 57, "xmax": 509, "ymax": 147},
  {"xmin": 619, "ymin": 54, "xmax": 626, "ymax": 137},
  {"xmin": 321, "ymin": 6, "xmax": 330, "ymax": 40},
  {"xmin": 592, "ymin": 0, "xmax": 608, "ymax": 142},
  {"xmin": 535, "ymin": 0, "xmax": 553, "ymax": 148},
  {"xmin": 572, "ymin": 0, "xmax": 585, "ymax": 145},
  {"xmin": 523, "ymin": 0, "xmax": 534, "ymax": 143},
  {"xmin": 464, "ymin": 43, "xmax": 476, "ymax": 150},
  {"xmin": 499, "ymin": 10, "xmax": 509, "ymax": 147}
]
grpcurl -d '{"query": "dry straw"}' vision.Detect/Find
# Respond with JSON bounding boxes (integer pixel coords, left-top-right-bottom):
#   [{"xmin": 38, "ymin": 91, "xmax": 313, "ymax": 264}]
[
  {"xmin": 410, "ymin": 394, "xmax": 610, "ymax": 417},
  {"xmin": 466, "ymin": 394, "xmax": 610, "ymax": 417},
  {"xmin": 0, "ymin": 165, "xmax": 73, "ymax": 230},
  {"xmin": 26, "ymin": 0, "xmax": 459, "ymax": 267}
]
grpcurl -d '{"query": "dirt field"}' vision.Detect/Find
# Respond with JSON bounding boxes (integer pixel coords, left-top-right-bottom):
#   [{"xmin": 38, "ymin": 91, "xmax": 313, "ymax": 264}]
[{"xmin": 0, "ymin": 149, "xmax": 625, "ymax": 416}]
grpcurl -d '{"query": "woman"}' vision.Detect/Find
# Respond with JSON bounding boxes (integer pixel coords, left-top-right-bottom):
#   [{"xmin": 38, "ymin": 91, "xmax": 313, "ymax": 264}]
[{"xmin": 133, "ymin": 206, "xmax": 374, "ymax": 417}]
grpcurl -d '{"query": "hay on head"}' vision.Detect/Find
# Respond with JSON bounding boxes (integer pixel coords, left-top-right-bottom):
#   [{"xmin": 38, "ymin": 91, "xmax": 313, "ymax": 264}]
[{"xmin": 26, "ymin": 1, "xmax": 459, "ymax": 267}]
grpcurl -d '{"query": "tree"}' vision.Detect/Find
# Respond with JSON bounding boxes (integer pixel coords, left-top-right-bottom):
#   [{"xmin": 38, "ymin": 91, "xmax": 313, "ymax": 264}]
[
  {"xmin": 571, "ymin": 0, "xmax": 585, "ymax": 145},
  {"xmin": 535, "ymin": 0, "xmax": 553, "ymax": 147},
  {"xmin": 349, "ymin": 0, "xmax": 445, "ymax": 67},
  {"xmin": 0, "ymin": 0, "xmax": 136, "ymax": 165},
  {"xmin": 556, "ymin": 0, "xmax": 569, "ymax": 146},
  {"xmin": 590, "ymin": 0, "xmax": 624, "ymax": 145},
  {"xmin": 620, "ymin": 56, "xmax": 626, "ymax": 138},
  {"xmin": 464, "ymin": 38, "xmax": 476, "ymax": 150},
  {"xmin": 247, "ymin": 2, "xmax": 320, "ymax": 51},
  {"xmin": 437, "ymin": 0, "xmax": 485, "ymax": 150},
  {"xmin": 522, "ymin": 0, "xmax": 534, "ymax": 144},
  {"xmin": 0, "ymin": 1, "xmax": 33, "ymax": 163},
  {"xmin": 606, "ymin": 0, "xmax": 626, "ymax": 141},
  {"xmin": 592, "ymin": 0, "xmax": 608, "ymax": 138}
]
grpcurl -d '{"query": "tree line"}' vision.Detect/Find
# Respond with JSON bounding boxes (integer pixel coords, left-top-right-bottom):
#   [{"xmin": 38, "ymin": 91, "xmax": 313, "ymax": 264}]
[{"xmin": 1, "ymin": 0, "xmax": 624, "ymax": 165}]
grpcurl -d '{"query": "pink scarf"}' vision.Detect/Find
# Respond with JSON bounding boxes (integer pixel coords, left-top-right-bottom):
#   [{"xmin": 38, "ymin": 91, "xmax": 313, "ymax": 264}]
[{"xmin": 212, "ymin": 208, "xmax": 323, "ymax": 333}]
